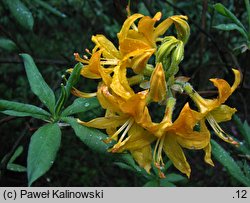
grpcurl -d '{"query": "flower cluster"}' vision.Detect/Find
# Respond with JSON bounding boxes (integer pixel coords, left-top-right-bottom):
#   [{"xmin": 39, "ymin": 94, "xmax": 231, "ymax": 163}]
[{"xmin": 72, "ymin": 12, "xmax": 241, "ymax": 178}]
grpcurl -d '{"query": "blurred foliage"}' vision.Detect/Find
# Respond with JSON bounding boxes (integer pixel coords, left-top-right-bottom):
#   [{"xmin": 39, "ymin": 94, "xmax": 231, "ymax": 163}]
[{"xmin": 0, "ymin": 0, "xmax": 250, "ymax": 186}]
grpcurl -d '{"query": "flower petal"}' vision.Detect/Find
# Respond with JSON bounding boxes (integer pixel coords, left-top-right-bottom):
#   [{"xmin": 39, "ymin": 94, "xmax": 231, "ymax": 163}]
[
  {"xmin": 138, "ymin": 16, "xmax": 159, "ymax": 47},
  {"xmin": 131, "ymin": 145, "xmax": 153, "ymax": 174},
  {"xmin": 118, "ymin": 13, "xmax": 144, "ymax": 42},
  {"xmin": 110, "ymin": 64, "xmax": 135, "ymax": 100},
  {"xmin": 97, "ymin": 83, "xmax": 122, "ymax": 112},
  {"xmin": 211, "ymin": 105, "xmax": 237, "ymax": 123},
  {"xmin": 119, "ymin": 38, "xmax": 151, "ymax": 56},
  {"xmin": 163, "ymin": 133, "xmax": 191, "ymax": 177},
  {"xmin": 170, "ymin": 103, "xmax": 203, "ymax": 134},
  {"xmin": 209, "ymin": 78, "xmax": 231, "ymax": 105},
  {"xmin": 117, "ymin": 123, "xmax": 155, "ymax": 151},
  {"xmin": 77, "ymin": 115, "xmax": 128, "ymax": 129},
  {"xmin": 92, "ymin": 35, "xmax": 120, "ymax": 59},
  {"xmin": 130, "ymin": 50, "xmax": 155, "ymax": 73},
  {"xmin": 176, "ymin": 119, "xmax": 210, "ymax": 150},
  {"xmin": 203, "ymin": 142, "xmax": 214, "ymax": 166},
  {"xmin": 231, "ymin": 68, "xmax": 241, "ymax": 93}
]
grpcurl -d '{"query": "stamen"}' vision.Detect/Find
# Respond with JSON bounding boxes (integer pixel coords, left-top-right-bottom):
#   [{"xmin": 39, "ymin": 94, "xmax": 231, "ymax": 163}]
[
  {"xmin": 111, "ymin": 119, "xmax": 134, "ymax": 152},
  {"xmin": 206, "ymin": 114, "xmax": 238, "ymax": 145},
  {"xmin": 85, "ymin": 48, "xmax": 92, "ymax": 55},
  {"xmin": 83, "ymin": 55, "xmax": 88, "ymax": 60},
  {"xmin": 132, "ymin": 23, "xmax": 138, "ymax": 31},
  {"xmin": 153, "ymin": 137, "xmax": 166, "ymax": 178},
  {"xmin": 100, "ymin": 58, "xmax": 119, "ymax": 65},
  {"xmin": 74, "ymin": 53, "xmax": 89, "ymax": 64},
  {"xmin": 104, "ymin": 118, "xmax": 132, "ymax": 144}
]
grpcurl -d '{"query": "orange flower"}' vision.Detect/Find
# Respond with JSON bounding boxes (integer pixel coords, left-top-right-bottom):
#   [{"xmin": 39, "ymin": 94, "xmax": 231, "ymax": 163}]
[{"xmin": 184, "ymin": 69, "xmax": 241, "ymax": 144}]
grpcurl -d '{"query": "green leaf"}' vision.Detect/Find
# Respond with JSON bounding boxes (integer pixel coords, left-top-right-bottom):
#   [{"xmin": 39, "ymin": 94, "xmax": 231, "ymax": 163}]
[
  {"xmin": 233, "ymin": 115, "xmax": 250, "ymax": 147},
  {"xmin": 3, "ymin": 0, "xmax": 34, "ymax": 30},
  {"xmin": 65, "ymin": 63, "xmax": 83, "ymax": 97},
  {"xmin": 62, "ymin": 117, "xmax": 109, "ymax": 153},
  {"xmin": 116, "ymin": 153, "xmax": 147, "ymax": 174},
  {"xmin": 211, "ymin": 139, "xmax": 250, "ymax": 186},
  {"xmin": 61, "ymin": 97, "xmax": 100, "ymax": 117},
  {"xmin": 54, "ymin": 63, "xmax": 83, "ymax": 115},
  {"xmin": 160, "ymin": 179, "xmax": 176, "ymax": 187},
  {"xmin": 214, "ymin": 3, "xmax": 247, "ymax": 32},
  {"xmin": 9, "ymin": 146, "xmax": 24, "ymax": 164},
  {"xmin": 113, "ymin": 162, "xmax": 135, "ymax": 172},
  {"xmin": 0, "ymin": 100, "xmax": 50, "ymax": 120},
  {"xmin": 213, "ymin": 23, "xmax": 248, "ymax": 40},
  {"xmin": 20, "ymin": 54, "xmax": 56, "ymax": 114},
  {"xmin": 7, "ymin": 163, "xmax": 26, "ymax": 172},
  {"xmin": 144, "ymin": 179, "xmax": 159, "ymax": 187},
  {"xmin": 164, "ymin": 173, "xmax": 187, "ymax": 183},
  {"xmin": 243, "ymin": 161, "xmax": 250, "ymax": 179},
  {"xmin": 27, "ymin": 123, "xmax": 61, "ymax": 186},
  {"xmin": 33, "ymin": 0, "xmax": 67, "ymax": 18},
  {"xmin": 0, "ymin": 37, "xmax": 17, "ymax": 52}
]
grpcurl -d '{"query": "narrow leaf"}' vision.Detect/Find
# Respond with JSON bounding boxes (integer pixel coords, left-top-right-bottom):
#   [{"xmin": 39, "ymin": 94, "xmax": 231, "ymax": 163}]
[
  {"xmin": 214, "ymin": 3, "xmax": 247, "ymax": 32},
  {"xmin": 27, "ymin": 123, "xmax": 61, "ymax": 186},
  {"xmin": 0, "ymin": 100, "xmax": 50, "ymax": 120},
  {"xmin": 1, "ymin": 110, "xmax": 49, "ymax": 120},
  {"xmin": 116, "ymin": 153, "xmax": 146, "ymax": 174},
  {"xmin": 113, "ymin": 162, "xmax": 135, "ymax": 172},
  {"xmin": 243, "ymin": 121, "xmax": 250, "ymax": 146},
  {"xmin": 61, "ymin": 117, "xmax": 109, "ymax": 153},
  {"xmin": 233, "ymin": 115, "xmax": 250, "ymax": 147},
  {"xmin": 160, "ymin": 179, "xmax": 176, "ymax": 187},
  {"xmin": 3, "ymin": 0, "xmax": 34, "ymax": 30},
  {"xmin": 164, "ymin": 173, "xmax": 187, "ymax": 183},
  {"xmin": 54, "ymin": 63, "xmax": 82, "ymax": 114},
  {"xmin": 0, "ymin": 37, "xmax": 17, "ymax": 52},
  {"xmin": 243, "ymin": 161, "xmax": 250, "ymax": 179},
  {"xmin": 213, "ymin": 23, "xmax": 248, "ymax": 39},
  {"xmin": 211, "ymin": 139, "xmax": 250, "ymax": 186},
  {"xmin": 33, "ymin": 0, "xmax": 67, "ymax": 18},
  {"xmin": 7, "ymin": 163, "xmax": 26, "ymax": 172},
  {"xmin": 65, "ymin": 63, "xmax": 83, "ymax": 98},
  {"xmin": 144, "ymin": 179, "xmax": 159, "ymax": 187},
  {"xmin": 20, "ymin": 54, "xmax": 56, "ymax": 114},
  {"xmin": 61, "ymin": 97, "xmax": 100, "ymax": 117},
  {"xmin": 9, "ymin": 146, "xmax": 23, "ymax": 164}
]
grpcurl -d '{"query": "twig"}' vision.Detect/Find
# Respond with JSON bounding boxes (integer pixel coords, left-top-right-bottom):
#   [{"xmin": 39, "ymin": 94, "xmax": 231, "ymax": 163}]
[{"xmin": 0, "ymin": 116, "xmax": 15, "ymax": 126}]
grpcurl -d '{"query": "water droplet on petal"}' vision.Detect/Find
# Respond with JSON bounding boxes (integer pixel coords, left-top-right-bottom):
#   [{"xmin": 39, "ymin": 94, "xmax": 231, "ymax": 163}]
[{"xmin": 84, "ymin": 103, "xmax": 90, "ymax": 107}]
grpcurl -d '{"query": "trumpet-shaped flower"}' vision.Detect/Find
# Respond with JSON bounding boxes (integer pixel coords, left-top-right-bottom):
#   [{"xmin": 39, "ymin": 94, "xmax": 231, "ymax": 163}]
[
  {"xmin": 147, "ymin": 98, "xmax": 211, "ymax": 177},
  {"xmin": 78, "ymin": 83, "xmax": 155, "ymax": 172},
  {"xmin": 184, "ymin": 69, "xmax": 241, "ymax": 145}
]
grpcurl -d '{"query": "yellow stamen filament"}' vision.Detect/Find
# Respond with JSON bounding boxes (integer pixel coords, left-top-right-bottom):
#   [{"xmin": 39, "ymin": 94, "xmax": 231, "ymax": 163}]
[
  {"xmin": 153, "ymin": 136, "xmax": 166, "ymax": 178},
  {"xmin": 206, "ymin": 114, "xmax": 238, "ymax": 145},
  {"xmin": 111, "ymin": 119, "xmax": 134, "ymax": 152},
  {"xmin": 104, "ymin": 118, "xmax": 133, "ymax": 144},
  {"xmin": 100, "ymin": 58, "xmax": 119, "ymax": 65},
  {"xmin": 132, "ymin": 23, "xmax": 138, "ymax": 31}
]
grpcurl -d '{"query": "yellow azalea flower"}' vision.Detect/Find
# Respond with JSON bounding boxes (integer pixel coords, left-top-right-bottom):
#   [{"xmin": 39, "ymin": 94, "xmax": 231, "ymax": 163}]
[
  {"xmin": 77, "ymin": 83, "xmax": 155, "ymax": 172},
  {"xmin": 184, "ymin": 69, "xmax": 241, "ymax": 145},
  {"xmin": 150, "ymin": 101, "xmax": 211, "ymax": 178}
]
